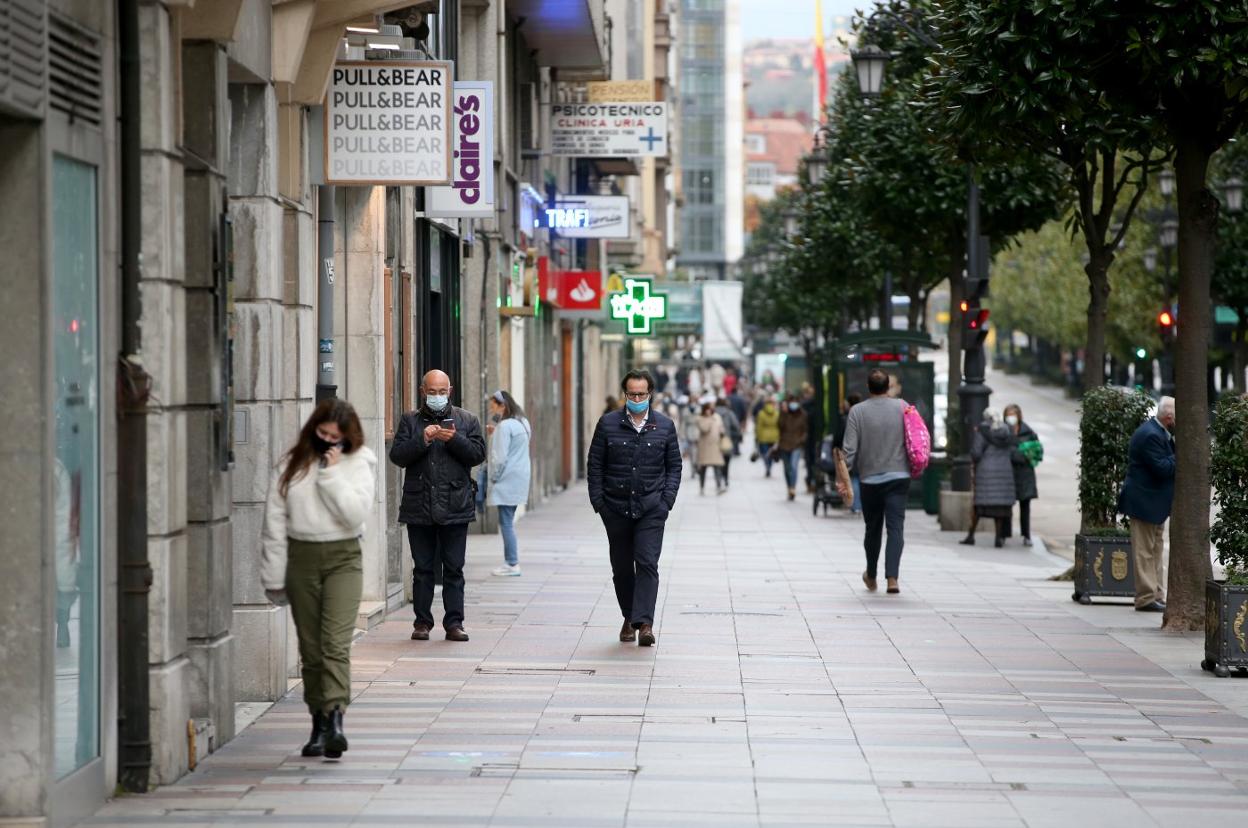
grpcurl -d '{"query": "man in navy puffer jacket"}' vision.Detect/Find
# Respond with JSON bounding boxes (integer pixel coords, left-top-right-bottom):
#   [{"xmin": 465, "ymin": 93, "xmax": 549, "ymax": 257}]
[{"xmin": 587, "ymin": 369, "xmax": 682, "ymax": 647}]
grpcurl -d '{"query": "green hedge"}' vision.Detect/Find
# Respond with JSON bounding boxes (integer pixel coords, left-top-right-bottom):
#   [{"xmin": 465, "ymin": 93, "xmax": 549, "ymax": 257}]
[
  {"xmin": 1078, "ymin": 386, "xmax": 1153, "ymax": 534},
  {"xmin": 1211, "ymin": 394, "xmax": 1248, "ymax": 584}
]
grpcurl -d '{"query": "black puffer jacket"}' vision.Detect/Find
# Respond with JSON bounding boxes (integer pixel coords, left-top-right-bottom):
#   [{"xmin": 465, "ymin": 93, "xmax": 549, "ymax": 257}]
[
  {"xmin": 389, "ymin": 405, "xmax": 486, "ymax": 525},
  {"xmin": 1010, "ymin": 422, "xmax": 1040, "ymax": 502},
  {"xmin": 587, "ymin": 408, "xmax": 682, "ymax": 519}
]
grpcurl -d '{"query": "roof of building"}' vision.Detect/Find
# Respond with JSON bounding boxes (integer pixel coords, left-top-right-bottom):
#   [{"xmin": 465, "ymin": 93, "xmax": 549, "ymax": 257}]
[{"xmin": 744, "ymin": 118, "xmax": 814, "ymax": 176}]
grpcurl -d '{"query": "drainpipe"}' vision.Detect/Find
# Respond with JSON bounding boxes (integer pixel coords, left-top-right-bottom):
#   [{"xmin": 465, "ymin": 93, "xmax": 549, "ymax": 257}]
[
  {"xmin": 116, "ymin": 0, "xmax": 153, "ymax": 793},
  {"xmin": 317, "ymin": 185, "xmax": 336, "ymax": 402}
]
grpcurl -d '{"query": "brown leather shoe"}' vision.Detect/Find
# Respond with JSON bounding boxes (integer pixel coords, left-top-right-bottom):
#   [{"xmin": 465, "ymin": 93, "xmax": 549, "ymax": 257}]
[
  {"xmin": 886, "ymin": 577, "xmax": 900, "ymax": 595},
  {"xmin": 637, "ymin": 624, "xmax": 656, "ymax": 647},
  {"xmin": 411, "ymin": 623, "xmax": 431, "ymax": 641},
  {"xmin": 445, "ymin": 626, "xmax": 470, "ymax": 642},
  {"xmin": 620, "ymin": 621, "xmax": 636, "ymax": 642},
  {"xmin": 862, "ymin": 572, "xmax": 878, "ymax": 592}
]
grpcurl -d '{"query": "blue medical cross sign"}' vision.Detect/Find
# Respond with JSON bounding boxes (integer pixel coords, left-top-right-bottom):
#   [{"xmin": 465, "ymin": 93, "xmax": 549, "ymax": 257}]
[
  {"xmin": 609, "ymin": 278, "xmax": 668, "ymax": 335},
  {"xmin": 639, "ymin": 127, "xmax": 664, "ymax": 151}
]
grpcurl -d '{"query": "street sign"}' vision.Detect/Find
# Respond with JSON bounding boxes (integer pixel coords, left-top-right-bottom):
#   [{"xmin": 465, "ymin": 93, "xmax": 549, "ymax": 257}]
[
  {"xmin": 549, "ymin": 102, "xmax": 669, "ymax": 158},
  {"xmin": 325, "ymin": 61, "xmax": 453, "ymax": 185},
  {"xmin": 609, "ymin": 277, "xmax": 668, "ymax": 335},
  {"xmin": 427, "ymin": 81, "xmax": 494, "ymax": 217},
  {"xmin": 539, "ymin": 195, "xmax": 631, "ymax": 238}
]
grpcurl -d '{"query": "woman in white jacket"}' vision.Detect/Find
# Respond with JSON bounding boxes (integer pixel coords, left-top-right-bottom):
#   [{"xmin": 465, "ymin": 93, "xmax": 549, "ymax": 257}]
[
  {"xmin": 261, "ymin": 399, "xmax": 376, "ymax": 760},
  {"xmin": 486, "ymin": 390, "xmax": 531, "ymax": 576}
]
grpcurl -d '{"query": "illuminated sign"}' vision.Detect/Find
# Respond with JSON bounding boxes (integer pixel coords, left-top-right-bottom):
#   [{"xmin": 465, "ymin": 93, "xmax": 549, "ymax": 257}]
[
  {"xmin": 550, "ymin": 102, "xmax": 669, "ymax": 158},
  {"xmin": 539, "ymin": 195, "xmax": 631, "ymax": 238},
  {"xmin": 427, "ymin": 81, "xmax": 495, "ymax": 217},
  {"xmin": 609, "ymin": 277, "xmax": 668, "ymax": 335}
]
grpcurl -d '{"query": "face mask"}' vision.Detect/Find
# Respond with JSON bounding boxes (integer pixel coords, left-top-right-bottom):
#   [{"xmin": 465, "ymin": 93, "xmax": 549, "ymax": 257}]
[
  {"xmin": 626, "ymin": 398, "xmax": 650, "ymax": 415},
  {"xmin": 311, "ymin": 434, "xmax": 339, "ymax": 454},
  {"xmin": 788, "ymin": 403, "xmax": 800, "ymax": 412},
  {"xmin": 426, "ymin": 394, "xmax": 449, "ymax": 413},
  {"xmin": 1005, "ymin": 415, "xmax": 1019, "ymax": 427}
]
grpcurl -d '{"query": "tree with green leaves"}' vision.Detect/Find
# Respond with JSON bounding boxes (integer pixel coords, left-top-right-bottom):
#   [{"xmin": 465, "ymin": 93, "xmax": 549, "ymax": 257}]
[
  {"xmin": 927, "ymin": 3, "xmax": 1165, "ymax": 393},
  {"xmin": 929, "ymin": 0, "xmax": 1248, "ymax": 631}
]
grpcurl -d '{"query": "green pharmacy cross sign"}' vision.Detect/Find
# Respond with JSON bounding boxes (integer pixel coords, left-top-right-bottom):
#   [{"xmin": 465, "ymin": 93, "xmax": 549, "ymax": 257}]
[{"xmin": 609, "ymin": 277, "xmax": 668, "ymax": 335}]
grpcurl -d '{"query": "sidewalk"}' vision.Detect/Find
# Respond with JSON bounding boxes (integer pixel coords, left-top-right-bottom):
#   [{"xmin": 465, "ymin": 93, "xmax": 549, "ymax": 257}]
[{"xmin": 87, "ymin": 462, "xmax": 1248, "ymax": 827}]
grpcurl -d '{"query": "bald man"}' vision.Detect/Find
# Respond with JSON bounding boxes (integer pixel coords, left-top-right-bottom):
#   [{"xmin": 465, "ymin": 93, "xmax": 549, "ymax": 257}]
[{"xmin": 390, "ymin": 370, "xmax": 486, "ymax": 641}]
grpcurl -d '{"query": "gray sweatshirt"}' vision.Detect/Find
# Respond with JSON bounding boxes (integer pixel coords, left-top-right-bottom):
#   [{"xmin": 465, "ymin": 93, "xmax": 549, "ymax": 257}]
[{"xmin": 843, "ymin": 395, "xmax": 908, "ymax": 481}]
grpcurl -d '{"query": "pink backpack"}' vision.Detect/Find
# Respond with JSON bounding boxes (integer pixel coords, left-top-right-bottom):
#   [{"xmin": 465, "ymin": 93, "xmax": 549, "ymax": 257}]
[{"xmin": 902, "ymin": 402, "xmax": 931, "ymax": 478}]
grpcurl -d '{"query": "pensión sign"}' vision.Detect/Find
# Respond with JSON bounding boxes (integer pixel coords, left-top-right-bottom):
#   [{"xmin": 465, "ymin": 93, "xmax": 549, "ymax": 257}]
[
  {"xmin": 427, "ymin": 81, "xmax": 494, "ymax": 217},
  {"xmin": 324, "ymin": 61, "xmax": 453, "ymax": 185}
]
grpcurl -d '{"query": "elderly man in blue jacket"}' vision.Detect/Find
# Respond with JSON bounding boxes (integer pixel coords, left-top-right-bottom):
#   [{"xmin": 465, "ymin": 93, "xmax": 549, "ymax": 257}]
[
  {"xmin": 1118, "ymin": 396, "xmax": 1176, "ymax": 613},
  {"xmin": 587, "ymin": 369, "xmax": 683, "ymax": 647}
]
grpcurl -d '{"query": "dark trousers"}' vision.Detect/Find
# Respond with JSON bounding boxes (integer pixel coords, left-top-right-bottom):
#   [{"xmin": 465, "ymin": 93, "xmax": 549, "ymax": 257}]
[
  {"xmin": 407, "ymin": 523, "xmax": 469, "ymax": 629},
  {"xmin": 601, "ymin": 508, "xmax": 668, "ymax": 627},
  {"xmin": 860, "ymin": 478, "xmax": 910, "ymax": 579},
  {"xmin": 1018, "ymin": 498, "xmax": 1032, "ymax": 539}
]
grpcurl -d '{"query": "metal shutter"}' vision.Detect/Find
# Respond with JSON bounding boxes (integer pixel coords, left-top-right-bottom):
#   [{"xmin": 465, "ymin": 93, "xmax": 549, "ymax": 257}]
[
  {"xmin": 47, "ymin": 11, "xmax": 102, "ymax": 126},
  {"xmin": 0, "ymin": 0, "xmax": 47, "ymax": 120}
]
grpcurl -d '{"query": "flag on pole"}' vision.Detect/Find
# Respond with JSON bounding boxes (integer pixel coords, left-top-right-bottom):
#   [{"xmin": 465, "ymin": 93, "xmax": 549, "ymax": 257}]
[{"xmin": 814, "ymin": 0, "xmax": 828, "ymax": 122}]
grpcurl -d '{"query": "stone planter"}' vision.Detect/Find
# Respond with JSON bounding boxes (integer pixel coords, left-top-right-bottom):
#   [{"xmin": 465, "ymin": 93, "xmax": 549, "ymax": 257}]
[
  {"xmin": 1071, "ymin": 533, "xmax": 1135, "ymax": 604},
  {"xmin": 1202, "ymin": 580, "xmax": 1248, "ymax": 678}
]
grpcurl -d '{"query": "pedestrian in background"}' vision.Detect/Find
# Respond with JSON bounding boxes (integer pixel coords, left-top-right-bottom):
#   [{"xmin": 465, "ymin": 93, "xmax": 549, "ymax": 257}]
[
  {"xmin": 261, "ymin": 399, "xmax": 377, "ymax": 760},
  {"xmin": 801, "ymin": 383, "xmax": 820, "ymax": 494},
  {"xmin": 728, "ymin": 384, "xmax": 749, "ymax": 430},
  {"xmin": 390, "ymin": 370, "xmax": 486, "ymax": 643},
  {"xmin": 696, "ymin": 401, "xmax": 728, "ymax": 495},
  {"xmin": 962, "ymin": 408, "xmax": 1018, "ymax": 548},
  {"xmin": 777, "ymin": 393, "xmax": 809, "ymax": 501},
  {"xmin": 683, "ymin": 397, "xmax": 702, "ymax": 478},
  {"xmin": 486, "ymin": 390, "xmax": 531, "ymax": 577},
  {"xmin": 603, "ymin": 395, "xmax": 619, "ymax": 417},
  {"xmin": 1118, "ymin": 396, "xmax": 1175, "ymax": 613},
  {"xmin": 1004, "ymin": 403, "xmax": 1042, "ymax": 547},
  {"xmin": 843, "ymin": 370, "xmax": 909, "ymax": 594},
  {"xmin": 715, "ymin": 397, "xmax": 742, "ymax": 485},
  {"xmin": 754, "ymin": 395, "xmax": 780, "ymax": 477},
  {"xmin": 588, "ymin": 369, "xmax": 683, "ymax": 647},
  {"xmin": 834, "ymin": 392, "xmax": 864, "ymax": 513}
]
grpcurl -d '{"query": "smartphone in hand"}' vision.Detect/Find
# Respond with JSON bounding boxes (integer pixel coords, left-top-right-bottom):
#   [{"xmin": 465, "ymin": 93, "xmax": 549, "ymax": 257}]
[{"xmin": 441, "ymin": 418, "xmax": 456, "ymax": 430}]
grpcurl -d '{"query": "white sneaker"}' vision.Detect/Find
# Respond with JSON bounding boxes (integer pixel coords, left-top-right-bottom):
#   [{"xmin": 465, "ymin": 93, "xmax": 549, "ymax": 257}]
[{"xmin": 491, "ymin": 564, "xmax": 522, "ymax": 577}]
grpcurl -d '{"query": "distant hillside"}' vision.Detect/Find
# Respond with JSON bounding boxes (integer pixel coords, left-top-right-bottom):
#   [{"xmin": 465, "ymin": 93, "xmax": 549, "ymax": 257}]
[{"xmin": 744, "ymin": 37, "xmax": 848, "ymax": 120}]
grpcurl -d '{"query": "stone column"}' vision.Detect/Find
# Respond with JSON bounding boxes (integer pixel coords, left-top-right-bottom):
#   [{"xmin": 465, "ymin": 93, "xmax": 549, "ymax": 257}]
[
  {"xmin": 228, "ymin": 80, "xmax": 293, "ymax": 701},
  {"xmin": 336, "ymin": 186, "xmax": 388, "ymax": 609},
  {"xmin": 182, "ymin": 36, "xmax": 236, "ymax": 749}
]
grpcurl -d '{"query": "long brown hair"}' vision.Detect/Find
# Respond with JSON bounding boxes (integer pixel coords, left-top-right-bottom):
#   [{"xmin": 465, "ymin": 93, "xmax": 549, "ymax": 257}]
[{"xmin": 278, "ymin": 398, "xmax": 366, "ymax": 496}]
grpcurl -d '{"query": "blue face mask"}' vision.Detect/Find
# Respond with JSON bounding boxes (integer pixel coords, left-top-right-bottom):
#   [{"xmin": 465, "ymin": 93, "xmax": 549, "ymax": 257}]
[
  {"xmin": 426, "ymin": 394, "xmax": 449, "ymax": 413},
  {"xmin": 626, "ymin": 398, "xmax": 650, "ymax": 415}
]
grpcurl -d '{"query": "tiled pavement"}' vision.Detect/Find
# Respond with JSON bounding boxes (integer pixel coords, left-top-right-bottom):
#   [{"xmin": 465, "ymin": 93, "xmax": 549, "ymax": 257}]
[{"xmin": 88, "ymin": 464, "xmax": 1248, "ymax": 827}]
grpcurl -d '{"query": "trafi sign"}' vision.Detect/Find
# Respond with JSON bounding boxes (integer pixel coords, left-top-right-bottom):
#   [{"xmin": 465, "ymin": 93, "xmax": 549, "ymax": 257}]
[
  {"xmin": 428, "ymin": 81, "xmax": 494, "ymax": 217},
  {"xmin": 539, "ymin": 195, "xmax": 631, "ymax": 239},
  {"xmin": 609, "ymin": 277, "xmax": 668, "ymax": 335},
  {"xmin": 325, "ymin": 61, "xmax": 453, "ymax": 185}
]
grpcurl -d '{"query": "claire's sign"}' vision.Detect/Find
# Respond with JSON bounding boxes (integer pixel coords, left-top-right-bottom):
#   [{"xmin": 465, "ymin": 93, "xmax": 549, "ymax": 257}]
[
  {"xmin": 427, "ymin": 81, "xmax": 495, "ymax": 217},
  {"xmin": 324, "ymin": 61, "xmax": 453, "ymax": 185}
]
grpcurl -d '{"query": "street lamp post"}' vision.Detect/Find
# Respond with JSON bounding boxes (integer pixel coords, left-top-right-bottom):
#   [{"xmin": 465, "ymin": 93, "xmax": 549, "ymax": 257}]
[{"xmin": 850, "ymin": 18, "xmax": 987, "ymax": 490}]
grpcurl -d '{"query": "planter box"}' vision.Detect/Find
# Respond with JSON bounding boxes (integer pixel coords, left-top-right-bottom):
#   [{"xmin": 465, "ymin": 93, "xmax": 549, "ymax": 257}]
[
  {"xmin": 1072, "ymin": 533, "xmax": 1135, "ymax": 604},
  {"xmin": 1202, "ymin": 580, "xmax": 1248, "ymax": 678}
]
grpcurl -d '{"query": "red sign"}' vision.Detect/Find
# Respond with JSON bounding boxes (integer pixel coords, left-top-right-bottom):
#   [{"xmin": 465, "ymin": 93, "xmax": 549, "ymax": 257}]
[{"xmin": 550, "ymin": 269, "xmax": 604, "ymax": 312}]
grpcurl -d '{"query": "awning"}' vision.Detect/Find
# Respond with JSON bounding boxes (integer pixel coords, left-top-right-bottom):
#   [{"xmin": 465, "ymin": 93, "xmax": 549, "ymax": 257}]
[{"xmin": 506, "ymin": 0, "xmax": 605, "ymax": 72}]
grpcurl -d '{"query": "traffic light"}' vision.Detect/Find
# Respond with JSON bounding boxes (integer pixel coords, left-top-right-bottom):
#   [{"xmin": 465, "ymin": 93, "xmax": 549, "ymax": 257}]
[
  {"xmin": 1158, "ymin": 307, "xmax": 1176, "ymax": 343},
  {"xmin": 961, "ymin": 276, "xmax": 990, "ymax": 350}
]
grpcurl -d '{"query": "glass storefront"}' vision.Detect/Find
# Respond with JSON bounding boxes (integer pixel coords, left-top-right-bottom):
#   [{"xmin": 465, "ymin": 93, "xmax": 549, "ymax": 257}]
[{"xmin": 52, "ymin": 154, "xmax": 101, "ymax": 779}]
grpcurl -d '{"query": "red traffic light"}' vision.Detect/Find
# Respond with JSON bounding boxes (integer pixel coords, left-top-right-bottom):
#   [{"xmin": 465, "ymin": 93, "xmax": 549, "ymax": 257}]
[
  {"xmin": 968, "ymin": 309, "xmax": 990, "ymax": 329},
  {"xmin": 1158, "ymin": 310, "xmax": 1174, "ymax": 327}
]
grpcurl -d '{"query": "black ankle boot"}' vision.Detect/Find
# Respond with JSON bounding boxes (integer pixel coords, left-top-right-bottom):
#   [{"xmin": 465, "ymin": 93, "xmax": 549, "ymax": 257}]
[
  {"xmin": 301, "ymin": 712, "xmax": 328, "ymax": 757},
  {"xmin": 324, "ymin": 706, "xmax": 348, "ymax": 758},
  {"xmin": 959, "ymin": 535, "xmax": 975, "ymax": 545}
]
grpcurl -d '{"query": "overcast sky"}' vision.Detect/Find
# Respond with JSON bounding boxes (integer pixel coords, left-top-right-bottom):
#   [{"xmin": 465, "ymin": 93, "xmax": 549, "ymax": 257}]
[{"xmin": 739, "ymin": 0, "xmax": 862, "ymax": 40}]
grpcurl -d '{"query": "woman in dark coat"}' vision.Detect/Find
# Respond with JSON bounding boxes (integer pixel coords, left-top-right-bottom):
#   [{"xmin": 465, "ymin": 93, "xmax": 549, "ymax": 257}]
[
  {"xmin": 961, "ymin": 408, "xmax": 1018, "ymax": 547},
  {"xmin": 1004, "ymin": 403, "xmax": 1042, "ymax": 547}
]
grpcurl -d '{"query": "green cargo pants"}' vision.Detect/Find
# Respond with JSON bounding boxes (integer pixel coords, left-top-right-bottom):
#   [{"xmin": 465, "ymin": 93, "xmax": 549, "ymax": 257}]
[{"xmin": 285, "ymin": 538, "xmax": 362, "ymax": 714}]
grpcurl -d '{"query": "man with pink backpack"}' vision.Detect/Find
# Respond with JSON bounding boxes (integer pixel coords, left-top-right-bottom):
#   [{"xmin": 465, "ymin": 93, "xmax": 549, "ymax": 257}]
[{"xmin": 842, "ymin": 369, "xmax": 930, "ymax": 595}]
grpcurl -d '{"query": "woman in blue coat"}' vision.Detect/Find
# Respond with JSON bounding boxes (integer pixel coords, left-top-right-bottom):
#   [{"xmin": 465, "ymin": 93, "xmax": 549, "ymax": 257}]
[{"xmin": 486, "ymin": 390, "xmax": 532, "ymax": 576}]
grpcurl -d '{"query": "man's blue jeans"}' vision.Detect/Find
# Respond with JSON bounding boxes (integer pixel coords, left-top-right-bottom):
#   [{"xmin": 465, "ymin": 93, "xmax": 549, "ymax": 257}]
[
  {"xmin": 497, "ymin": 505, "xmax": 518, "ymax": 566},
  {"xmin": 783, "ymin": 448, "xmax": 803, "ymax": 488}
]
